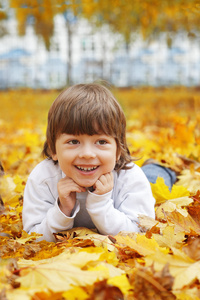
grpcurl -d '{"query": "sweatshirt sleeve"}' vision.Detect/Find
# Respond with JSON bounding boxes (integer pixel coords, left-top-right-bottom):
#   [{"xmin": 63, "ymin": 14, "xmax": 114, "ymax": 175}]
[
  {"xmin": 86, "ymin": 164, "xmax": 155, "ymax": 236},
  {"xmin": 22, "ymin": 177, "xmax": 80, "ymax": 242}
]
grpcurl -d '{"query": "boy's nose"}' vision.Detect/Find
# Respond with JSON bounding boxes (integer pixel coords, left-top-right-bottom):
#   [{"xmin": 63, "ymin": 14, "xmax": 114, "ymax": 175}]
[{"xmin": 78, "ymin": 145, "xmax": 96, "ymax": 159}]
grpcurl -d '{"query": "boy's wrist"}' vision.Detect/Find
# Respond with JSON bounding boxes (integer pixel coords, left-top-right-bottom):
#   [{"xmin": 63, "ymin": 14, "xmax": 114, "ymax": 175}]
[
  {"xmin": 87, "ymin": 189, "xmax": 112, "ymax": 200},
  {"xmin": 92, "ymin": 188, "xmax": 112, "ymax": 195}
]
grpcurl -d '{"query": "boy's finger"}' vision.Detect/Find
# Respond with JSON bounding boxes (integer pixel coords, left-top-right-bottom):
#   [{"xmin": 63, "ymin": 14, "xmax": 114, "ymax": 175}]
[
  {"xmin": 99, "ymin": 172, "xmax": 113, "ymax": 183},
  {"xmin": 70, "ymin": 184, "xmax": 86, "ymax": 193},
  {"xmin": 98, "ymin": 174, "xmax": 107, "ymax": 184},
  {"xmin": 95, "ymin": 179, "xmax": 104, "ymax": 190}
]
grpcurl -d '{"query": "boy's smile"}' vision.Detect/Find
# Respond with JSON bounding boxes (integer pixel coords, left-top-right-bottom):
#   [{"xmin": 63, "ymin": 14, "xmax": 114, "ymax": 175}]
[
  {"xmin": 76, "ymin": 165, "xmax": 99, "ymax": 172},
  {"xmin": 52, "ymin": 133, "xmax": 119, "ymax": 188}
]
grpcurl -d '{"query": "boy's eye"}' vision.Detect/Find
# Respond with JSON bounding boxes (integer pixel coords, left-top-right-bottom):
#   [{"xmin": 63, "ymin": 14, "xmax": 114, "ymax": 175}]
[
  {"xmin": 96, "ymin": 140, "xmax": 107, "ymax": 145},
  {"xmin": 68, "ymin": 139, "xmax": 79, "ymax": 145}
]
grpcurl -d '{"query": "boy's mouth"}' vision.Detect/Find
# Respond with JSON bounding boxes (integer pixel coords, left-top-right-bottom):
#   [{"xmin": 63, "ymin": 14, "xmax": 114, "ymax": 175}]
[{"xmin": 76, "ymin": 166, "xmax": 99, "ymax": 172}]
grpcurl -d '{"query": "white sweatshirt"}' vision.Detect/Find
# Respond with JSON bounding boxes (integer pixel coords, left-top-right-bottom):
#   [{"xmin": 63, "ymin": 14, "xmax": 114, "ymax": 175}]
[{"xmin": 23, "ymin": 159, "xmax": 155, "ymax": 242}]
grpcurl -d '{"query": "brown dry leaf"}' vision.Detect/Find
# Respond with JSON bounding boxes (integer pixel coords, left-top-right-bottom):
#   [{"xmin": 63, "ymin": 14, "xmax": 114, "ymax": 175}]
[
  {"xmin": 138, "ymin": 214, "xmax": 167, "ymax": 233},
  {"xmin": 130, "ymin": 264, "xmax": 176, "ymax": 300},
  {"xmin": 0, "ymin": 235, "xmax": 64, "ymax": 260},
  {"xmin": 145, "ymin": 223, "xmax": 161, "ymax": 239},
  {"xmin": 187, "ymin": 205, "xmax": 200, "ymax": 225},
  {"xmin": 165, "ymin": 210, "xmax": 200, "ymax": 235},
  {"xmin": 88, "ymin": 279, "xmax": 124, "ymax": 300},
  {"xmin": 54, "ymin": 227, "xmax": 98, "ymax": 241},
  {"xmin": 182, "ymin": 237, "xmax": 200, "ymax": 261},
  {"xmin": 55, "ymin": 227, "xmax": 116, "ymax": 251},
  {"xmin": 74, "ymin": 234, "xmax": 115, "ymax": 251}
]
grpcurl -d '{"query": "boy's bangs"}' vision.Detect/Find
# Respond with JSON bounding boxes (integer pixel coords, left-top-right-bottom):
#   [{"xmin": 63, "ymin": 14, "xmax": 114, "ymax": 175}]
[{"xmin": 60, "ymin": 104, "xmax": 115, "ymax": 137}]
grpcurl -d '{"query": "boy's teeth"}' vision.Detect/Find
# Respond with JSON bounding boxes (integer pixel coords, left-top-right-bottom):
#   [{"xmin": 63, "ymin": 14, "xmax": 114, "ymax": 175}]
[{"xmin": 77, "ymin": 166, "xmax": 97, "ymax": 171}]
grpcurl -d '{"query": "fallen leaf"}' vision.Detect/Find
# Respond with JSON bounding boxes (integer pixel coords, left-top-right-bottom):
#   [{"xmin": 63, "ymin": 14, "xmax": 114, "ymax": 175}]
[
  {"xmin": 177, "ymin": 169, "xmax": 200, "ymax": 194},
  {"xmin": 182, "ymin": 237, "xmax": 200, "ymax": 261},
  {"xmin": 151, "ymin": 177, "xmax": 190, "ymax": 205},
  {"xmin": 15, "ymin": 249, "xmax": 124, "ymax": 296},
  {"xmin": 153, "ymin": 226, "xmax": 186, "ymax": 249},
  {"xmin": 115, "ymin": 233, "xmax": 168, "ymax": 257},
  {"xmin": 166, "ymin": 210, "xmax": 200, "ymax": 235},
  {"xmin": 130, "ymin": 265, "xmax": 176, "ymax": 299}
]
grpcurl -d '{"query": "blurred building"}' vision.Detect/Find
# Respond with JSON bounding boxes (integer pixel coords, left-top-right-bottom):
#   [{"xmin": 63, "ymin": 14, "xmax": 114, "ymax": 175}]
[{"xmin": 0, "ymin": 12, "xmax": 200, "ymax": 89}]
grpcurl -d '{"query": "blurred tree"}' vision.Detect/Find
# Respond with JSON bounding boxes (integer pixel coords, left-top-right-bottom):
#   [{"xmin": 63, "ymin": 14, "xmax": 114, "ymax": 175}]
[
  {"xmin": 0, "ymin": 0, "xmax": 8, "ymax": 37},
  {"xmin": 10, "ymin": 0, "xmax": 55, "ymax": 49},
  {"xmin": 80, "ymin": 0, "xmax": 200, "ymax": 42},
  {"xmin": 9, "ymin": 0, "xmax": 200, "ymax": 84},
  {"xmin": 10, "ymin": 0, "xmax": 78, "ymax": 85}
]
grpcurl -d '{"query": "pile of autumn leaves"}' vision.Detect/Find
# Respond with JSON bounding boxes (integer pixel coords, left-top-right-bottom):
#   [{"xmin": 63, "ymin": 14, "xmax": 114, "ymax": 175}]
[{"xmin": 1, "ymin": 88, "xmax": 200, "ymax": 299}]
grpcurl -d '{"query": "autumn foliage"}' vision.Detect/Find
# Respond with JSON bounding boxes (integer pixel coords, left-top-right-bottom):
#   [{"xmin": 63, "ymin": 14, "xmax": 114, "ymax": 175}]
[
  {"xmin": 1, "ymin": 87, "xmax": 200, "ymax": 299},
  {"xmin": 10, "ymin": 0, "xmax": 200, "ymax": 45}
]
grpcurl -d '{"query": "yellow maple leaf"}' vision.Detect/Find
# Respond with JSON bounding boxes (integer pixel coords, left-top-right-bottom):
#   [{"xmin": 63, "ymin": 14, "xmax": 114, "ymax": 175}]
[
  {"xmin": 145, "ymin": 247, "xmax": 195, "ymax": 288},
  {"xmin": 151, "ymin": 177, "xmax": 190, "ymax": 204},
  {"xmin": 153, "ymin": 226, "xmax": 185, "ymax": 249},
  {"xmin": 16, "ymin": 249, "xmax": 124, "ymax": 296},
  {"xmin": 62, "ymin": 286, "xmax": 88, "ymax": 300},
  {"xmin": 107, "ymin": 274, "xmax": 132, "ymax": 295},
  {"xmin": 115, "ymin": 233, "xmax": 168, "ymax": 256}
]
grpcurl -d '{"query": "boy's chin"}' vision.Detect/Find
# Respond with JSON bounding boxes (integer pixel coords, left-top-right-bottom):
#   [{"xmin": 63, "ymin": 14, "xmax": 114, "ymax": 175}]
[
  {"xmin": 75, "ymin": 179, "xmax": 96, "ymax": 189},
  {"xmin": 83, "ymin": 182, "xmax": 96, "ymax": 189}
]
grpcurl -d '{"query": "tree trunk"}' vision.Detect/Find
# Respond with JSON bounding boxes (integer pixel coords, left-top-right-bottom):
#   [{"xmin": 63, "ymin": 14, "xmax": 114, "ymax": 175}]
[{"xmin": 66, "ymin": 20, "xmax": 72, "ymax": 86}]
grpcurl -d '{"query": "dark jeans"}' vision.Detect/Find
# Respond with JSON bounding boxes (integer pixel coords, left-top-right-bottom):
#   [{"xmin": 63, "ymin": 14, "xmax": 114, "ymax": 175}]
[{"xmin": 142, "ymin": 164, "xmax": 176, "ymax": 190}]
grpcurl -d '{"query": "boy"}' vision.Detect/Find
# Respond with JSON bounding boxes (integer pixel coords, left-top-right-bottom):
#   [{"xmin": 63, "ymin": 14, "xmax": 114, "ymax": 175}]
[{"xmin": 23, "ymin": 83, "xmax": 156, "ymax": 242}]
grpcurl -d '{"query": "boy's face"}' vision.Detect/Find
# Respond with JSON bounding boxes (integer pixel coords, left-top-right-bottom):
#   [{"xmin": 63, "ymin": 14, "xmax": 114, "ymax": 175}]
[{"xmin": 52, "ymin": 133, "xmax": 119, "ymax": 188}]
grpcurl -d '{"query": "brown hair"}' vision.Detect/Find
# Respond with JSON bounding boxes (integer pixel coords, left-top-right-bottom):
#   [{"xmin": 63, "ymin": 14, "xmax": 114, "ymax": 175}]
[{"xmin": 42, "ymin": 83, "xmax": 132, "ymax": 170}]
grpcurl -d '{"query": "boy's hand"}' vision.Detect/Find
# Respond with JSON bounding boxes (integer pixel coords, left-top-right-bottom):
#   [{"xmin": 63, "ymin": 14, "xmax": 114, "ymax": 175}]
[
  {"xmin": 92, "ymin": 172, "xmax": 114, "ymax": 195},
  {"xmin": 57, "ymin": 177, "xmax": 85, "ymax": 216}
]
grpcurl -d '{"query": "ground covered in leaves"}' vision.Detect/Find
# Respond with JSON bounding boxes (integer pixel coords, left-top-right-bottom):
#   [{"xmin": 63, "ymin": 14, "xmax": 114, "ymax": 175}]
[{"xmin": 1, "ymin": 87, "xmax": 200, "ymax": 299}]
